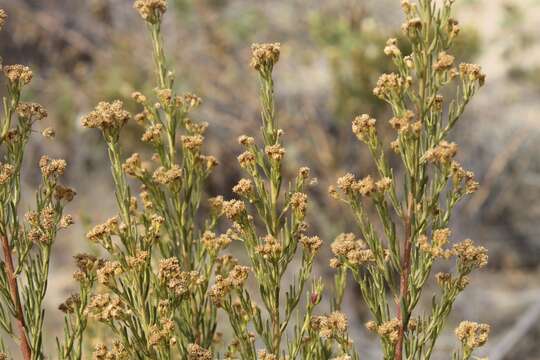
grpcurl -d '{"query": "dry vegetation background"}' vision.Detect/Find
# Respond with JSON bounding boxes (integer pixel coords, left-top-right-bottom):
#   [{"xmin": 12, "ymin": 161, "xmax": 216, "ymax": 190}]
[{"xmin": 1, "ymin": 0, "xmax": 540, "ymax": 358}]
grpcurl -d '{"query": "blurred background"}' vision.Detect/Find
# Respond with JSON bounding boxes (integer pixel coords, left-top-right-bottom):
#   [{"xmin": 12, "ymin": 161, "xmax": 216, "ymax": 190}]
[{"xmin": 1, "ymin": 0, "xmax": 540, "ymax": 358}]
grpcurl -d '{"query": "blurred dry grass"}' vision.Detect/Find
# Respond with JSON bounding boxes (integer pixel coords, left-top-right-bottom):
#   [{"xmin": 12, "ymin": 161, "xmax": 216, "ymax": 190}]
[{"xmin": 1, "ymin": 0, "xmax": 540, "ymax": 358}]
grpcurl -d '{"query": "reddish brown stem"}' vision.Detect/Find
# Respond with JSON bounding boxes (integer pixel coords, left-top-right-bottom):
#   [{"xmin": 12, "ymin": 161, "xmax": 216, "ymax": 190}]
[
  {"xmin": 1, "ymin": 235, "xmax": 31, "ymax": 360},
  {"xmin": 394, "ymin": 193, "xmax": 414, "ymax": 360}
]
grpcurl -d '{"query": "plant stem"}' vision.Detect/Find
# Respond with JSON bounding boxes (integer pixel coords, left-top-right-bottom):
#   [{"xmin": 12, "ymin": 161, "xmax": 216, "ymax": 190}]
[
  {"xmin": 1, "ymin": 234, "xmax": 31, "ymax": 360},
  {"xmin": 395, "ymin": 192, "xmax": 414, "ymax": 360}
]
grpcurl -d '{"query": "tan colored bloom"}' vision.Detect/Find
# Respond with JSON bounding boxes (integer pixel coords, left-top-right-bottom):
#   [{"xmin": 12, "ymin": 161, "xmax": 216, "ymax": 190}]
[
  {"xmin": 453, "ymin": 239, "xmax": 488, "ymax": 269},
  {"xmin": 202, "ymin": 231, "xmax": 232, "ymax": 252},
  {"xmin": 265, "ymin": 144, "xmax": 285, "ymax": 161},
  {"xmin": 290, "ymin": 192, "xmax": 308, "ymax": 215},
  {"xmin": 181, "ymin": 135, "xmax": 204, "ymax": 151},
  {"xmin": 250, "ymin": 43, "xmax": 281, "ymax": 71},
  {"xmin": 141, "ymin": 124, "xmax": 162, "ymax": 144},
  {"xmin": 0, "ymin": 163, "xmax": 14, "ymax": 184},
  {"xmin": 81, "ymin": 101, "xmax": 130, "ymax": 130},
  {"xmin": 86, "ymin": 216, "xmax": 120, "ymax": 242},
  {"xmin": 223, "ymin": 199, "xmax": 246, "ymax": 221},
  {"xmin": 424, "ymin": 141, "xmax": 458, "ymax": 165},
  {"xmin": 238, "ymin": 151, "xmax": 256, "ymax": 168},
  {"xmin": 0, "ymin": 9, "xmax": 7, "ymax": 30},
  {"xmin": 97, "ymin": 260, "xmax": 123, "ymax": 285},
  {"xmin": 377, "ymin": 318, "xmax": 401, "ymax": 344},
  {"xmin": 158, "ymin": 258, "xmax": 202, "ymax": 296},
  {"xmin": 39, "ymin": 155, "xmax": 67, "ymax": 177},
  {"xmin": 17, "ymin": 102, "xmax": 47, "ymax": 120},
  {"xmin": 134, "ymin": 0, "xmax": 167, "ymax": 23},
  {"xmin": 42, "ymin": 127, "xmax": 55, "ymax": 139},
  {"xmin": 152, "ymin": 165, "xmax": 182, "ymax": 186},
  {"xmin": 187, "ymin": 343, "xmax": 213, "ymax": 360},
  {"xmin": 3, "ymin": 64, "xmax": 32, "ymax": 85},
  {"xmin": 433, "ymin": 52, "xmax": 455, "ymax": 71},
  {"xmin": 238, "ymin": 135, "xmax": 255, "ymax": 146},
  {"xmin": 384, "ymin": 38, "xmax": 401, "ymax": 57},
  {"xmin": 300, "ymin": 235, "xmax": 322, "ymax": 254},
  {"xmin": 455, "ymin": 321, "xmax": 490, "ymax": 349},
  {"xmin": 255, "ymin": 235, "xmax": 283, "ymax": 259},
  {"xmin": 233, "ymin": 178, "xmax": 253, "ymax": 197},
  {"xmin": 373, "ymin": 73, "xmax": 404, "ymax": 99},
  {"xmin": 86, "ymin": 294, "xmax": 129, "ymax": 321},
  {"xmin": 352, "ymin": 114, "xmax": 377, "ymax": 142},
  {"xmin": 459, "ymin": 63, "xmax": 486, "ymax": 86},
  {"xmin": 315, "ymin": 311, "xmax": 348, "ymax": 339}
]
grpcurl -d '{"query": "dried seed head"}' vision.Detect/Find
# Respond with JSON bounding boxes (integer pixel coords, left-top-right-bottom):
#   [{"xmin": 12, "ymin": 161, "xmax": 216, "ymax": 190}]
[
  {"xmin": 39, "ymin": 155, "xmax": 67, "ymax": 178},
  {"xmin": 131, "ymin": 91, "xmax": 147, "ymax": 104},
  {"xmin": 423, "ymin": 140, "xmax": 458, "ymax": 165},
  {"xmin": 181, "ymin": 135, "xmax": 204, "ymax": 151},
  {"xmin": 365, "ymin": 320, "xmax": 378, "ymax": 332},
  {"xmin": 250, "ymin": 43, "xmax": 281, "ymax": 71},
  {"xmin": 336, "ymin": 173, "xmax": 356, "ymax": 192},
  {"xmin": 0, "ymin": 163, "xmax": 14, "ymax": 184},
  {"xmin": 222, "ymin": 199, "xmax": 246, "ymax": 221},
  {"xmin": 256, "ymin": 235, "xmax": 283, "ymax": 259},
  {"xmin": 126, "ymin": 250, "xmax": 149, "ymax": 268},
  {"xmin": 158, "ymin": 258, "xmax": 203, "ymax": 296},
  {"xmin": 433, "ymin": 51, "xmax": 455, "ymax": 71},
  {"xmin": 373, "ymin": 73, "xmax": 405, "ymax": 99},
  {"xmin": 402, "ymin": 17, "xmax": 423, "ymax": 36},
  {"xmin": 353, "ymin": 175, "xmax": 376, "ymax": 196},
  {"xmin": 202, "ymin": 231, "xmax": 232, "ymax": 252},
  {"xmin": 238, "ymin": 135, "xmax": 255, "ymax": 146},
  {"xmin": 459, "ymin": 63, "xmax": 486, "ymax": 86},
  {"xmin": 290, "ymin": 192, "xmax": 308, "ymax": 216},
  {"xmin": 42, "ymin": 127, "xmax": 55, "ymax": 139},
  {"xmin": 300, "ymin": 235, "xmax": 322, "ymax": 254},
  {"xmin": 352, "ymin": 114, "xmax": 377, "ymax": 142},
  {"xmin": 384, "ymin": 38, "xmax": 401, "ymax": 57},
  {"xmin": 81, "ymin": 101, "xmax": 130, "ymax": 130},
  {"xmin": 58, "ymin": 293, "xmax": 81, "ymax": 314},
  {"xmin": 152, "ymin": 165, "xmax": 182, "ymax": 186},
  {"xmin": 97, "ymin": 260, "xmax": 123, "ymax": 285},
  {"xmin": 3, "ymin": 65, "xmax": 33, "ymax": 85},
  {"xmin": 86, "ymin": 294, "xmax": 129, "ymax": 321},
  {"xmin": 265, "ymin": 144, "xmax": 285, "ymax": 161},
  {"xmin": 141, "ymin": 124, "xmax": 162, "ymax": 144},
  {"xmin": 316, "ymin": 311, "xmax": 348, "ymax": 339},
  {"xmin": 208, "ymin": 195, "xmax": 224, "ymax": 213},
  {"xmin": 17, "ymin": 102, "xmax": 47, "ymax": 121},
  {"xmin": 134, "ymin": 0, "xmax": 167, "ymax": 23},
  {"xmin": 257, "ymin": 350, "xmax": 278, "ymax": 360},
  {"xmin": 55, "ymin": 184, "xmax": 77, "ymax": 202},
  {"xmin": 375, "ymin": 177, "xmax": 392, "ymax": 192},
  {"xmin": 86, "ymin": 216, "xmax": 120, "ymax": 243},
  {"xmin": 455, "ymin": 321, "xmax": 490, "ymax": 349},
  {"xmin": 74, "ymin": 253, "xmax": 98, "ymax": 274},
  {"xmin": 187, "ymin": 344, "xmax": 213, "ymax": 360},
  {"xmin": 238, "ymin": 151, "xmax": 256, "ymax": 168},
  {"xmin": 389, "ymin": 110, "xmax": 415, "ymax": 134},
  {"xmin": 0, "ymin": 9, "xmax": 7, "ymax": 30},
  {"xmin": 59, "ymin": 214, "xmax": 74, "ymax": 229},
  {"xmin": 122, "ymin": 153, "xmax": 145, "ymax": 177},
  {"xmin": 233, "ymin": 178, "xmax": 253, "ymax": 197},
  {"xmin": 453, "ymin": 239, "xmax": 488, "ymax": 269},
  {"xmin": 377, "ymin": 318, "xmax": 401, "ymax": 344}
]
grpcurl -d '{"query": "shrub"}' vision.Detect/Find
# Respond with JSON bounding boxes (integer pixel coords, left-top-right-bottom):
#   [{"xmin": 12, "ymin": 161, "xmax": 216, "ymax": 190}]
[
  {"xmin": 329, "ymin": 1, "xmax": 489, "ymax": 359},
  {"xmin": 0, "ymin": 1, "xmax": 490, "ymax": 359}
]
